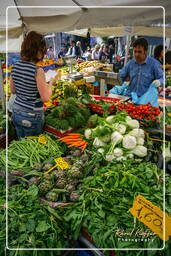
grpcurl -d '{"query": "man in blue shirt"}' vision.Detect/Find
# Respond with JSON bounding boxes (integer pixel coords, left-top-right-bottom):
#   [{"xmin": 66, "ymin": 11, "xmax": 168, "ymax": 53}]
[{"xmin": 119, "ymin": 38, "xmax": 163, "ymax": 97}]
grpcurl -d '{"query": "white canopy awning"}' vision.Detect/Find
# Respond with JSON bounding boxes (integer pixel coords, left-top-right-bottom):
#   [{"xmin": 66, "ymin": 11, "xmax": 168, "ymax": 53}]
[{"xmin": 0, "ymin": 0, "xmax": 171, "ymax": 52}]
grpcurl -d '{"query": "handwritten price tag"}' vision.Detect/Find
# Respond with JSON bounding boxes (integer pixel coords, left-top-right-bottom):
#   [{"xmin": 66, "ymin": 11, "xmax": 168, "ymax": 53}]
[
  {"xmin": 38, "ymin": 136, "xmax": 47, "ymax": 144},
  {"xmin": 25, "ymin": 135, "xmax": 47, "ymax": 144},
  {"xmin": 130, "ymin": 195, "xmax": 171, "ymax": 241},
  {"xmin": 44, "ymin": 157, "xmax": 69, "ymax": 174},
  {"xmin": 55, "ymin": 157, "xmax": 69, "ymax": 170}
]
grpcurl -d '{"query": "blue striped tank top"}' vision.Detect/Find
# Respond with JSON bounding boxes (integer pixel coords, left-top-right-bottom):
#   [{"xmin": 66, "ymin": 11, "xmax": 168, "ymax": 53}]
[{"xmin": 11, "ymin": 61, "xmax": 43, "ymax": 111}]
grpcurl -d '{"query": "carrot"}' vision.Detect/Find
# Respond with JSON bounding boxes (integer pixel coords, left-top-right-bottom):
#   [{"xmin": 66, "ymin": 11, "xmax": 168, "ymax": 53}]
[
  {"xmin": 61, "ymin": 138, "xmax": 82, "ymax": 141},
  {"xmin": 64, "ymin": 140, "xmax": 84, "ymax": 144},
  {"xmin": 67, "ymin": 141, "xmax": 85, "ymax": 148},
  {"xmin": 81, "ymin": 142, "xmax": 88, "ymax": 152},
  {"xmin": 59, "ymin": 138, "xmax": 82, "ymax": 142}
]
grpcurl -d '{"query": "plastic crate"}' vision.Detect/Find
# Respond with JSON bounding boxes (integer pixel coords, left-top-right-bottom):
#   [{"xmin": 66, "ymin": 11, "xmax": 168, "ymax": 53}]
[
  {"xmin": 41, "ymin": 64, "xmax": 57, "ymax": 70},
  {"xmin": 93, "ymin": 86, "xmax": 100, "ymax": 95},
  {"xmin": 44, "ymin": 125, "xmax": 77, "ymax": 137},
  {"xmin": 92, "ymin": 96, "xmax": 121, "ymax": 103}
]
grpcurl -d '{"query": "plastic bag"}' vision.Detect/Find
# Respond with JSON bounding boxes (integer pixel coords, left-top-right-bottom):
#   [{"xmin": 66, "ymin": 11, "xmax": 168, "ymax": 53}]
[
  {"xmin": 131, "ymin": 84, "xmax": 159, "ymax": 107},
  {"xmin": 109, "ymin": 82, "xmax": 128, "ymax": 95}
]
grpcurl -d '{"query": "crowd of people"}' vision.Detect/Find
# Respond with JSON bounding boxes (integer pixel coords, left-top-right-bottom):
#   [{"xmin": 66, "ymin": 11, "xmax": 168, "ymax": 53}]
[{"xmin": 47, "ymin": 40, "xmax": 116, "ymax": 63}]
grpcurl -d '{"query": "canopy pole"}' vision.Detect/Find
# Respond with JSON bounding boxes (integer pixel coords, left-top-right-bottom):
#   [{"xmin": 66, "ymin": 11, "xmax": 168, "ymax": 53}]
[
  {"xmin": 124, "ymin": 35, "xmax": 131, "ymax": 65},
  {"xmin": 0, "ymin": 60, "xmax": 5, "ymax": 111}
]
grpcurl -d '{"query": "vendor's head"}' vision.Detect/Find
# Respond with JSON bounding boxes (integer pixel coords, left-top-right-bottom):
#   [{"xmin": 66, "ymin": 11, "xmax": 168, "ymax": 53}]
[
  {"xmin": 21, "ymin": 31, "xmax": 47, "ymax": 63},
  {"xmin": 132, "ymin": 37, "xmax": 148, "ymax": 64}
]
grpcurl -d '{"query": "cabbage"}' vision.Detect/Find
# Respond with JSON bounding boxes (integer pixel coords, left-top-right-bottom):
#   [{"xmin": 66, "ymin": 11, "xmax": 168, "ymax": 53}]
[
  {"xmin": 126, "ymin": 116, "xmax": 139, "ymax": 129},
  {"xmin": 113, "ymin": 148, "xmax": 123, "ymax": 157},
  {"xmin": 136, "ymin": 137, "xmax": 144, "ymax": 145},
  {"xmin": 138, "ymin": 129, "xmax": 145, "ymax": 138},
  {"xmin": 93, "ymin": 137, "xmax": 106, "ymax": 148},
  {"xmin": 122, "ymin": 135, "xmax": 137, "ymax": 149},
  {"xmin": 84, "ymin": 129, "xmax": 92, "ymax": 139},
  {"xmin": 111, "ymin": 131, "xmax": 123, "ymax": 146},
  {"xmin": 129, "ymin": 129, "xmax": 145, "ymax": 139},
  {"xmin": 132, "ymin": 145, "xmax": 147, "ymax": 157},
  {"xmin": 105, "ymin": 154, "xmax": 115, "ymax": 162},
  {"xmin": 114, "ymin": 123, "xmax": 127, "ymax": 134},
  {"xmin": 163, "ymin": 142, "xmax": 171, "ymax": 159},
  {"xmin": 106, "ymin": 115, "xmax": 115, "ymax": 124}
]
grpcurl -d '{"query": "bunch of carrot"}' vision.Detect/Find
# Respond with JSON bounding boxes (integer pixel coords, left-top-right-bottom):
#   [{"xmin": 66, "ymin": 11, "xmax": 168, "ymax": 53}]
[{"xmin": 58, "ymin": 133, "xmax": 88, "ymax": 152}]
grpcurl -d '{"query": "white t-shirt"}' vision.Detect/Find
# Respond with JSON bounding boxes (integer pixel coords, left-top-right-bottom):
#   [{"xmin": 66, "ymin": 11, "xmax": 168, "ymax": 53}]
[{"xmin": 92, "ymin": 50, "xmax": 100, "ymax": 60}]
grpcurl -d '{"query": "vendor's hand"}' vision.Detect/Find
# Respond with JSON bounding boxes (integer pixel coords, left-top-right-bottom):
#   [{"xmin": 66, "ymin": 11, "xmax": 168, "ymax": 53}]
[{"xmin": 152, "ymin": 80, "xmax": 161, "ymax": 87}]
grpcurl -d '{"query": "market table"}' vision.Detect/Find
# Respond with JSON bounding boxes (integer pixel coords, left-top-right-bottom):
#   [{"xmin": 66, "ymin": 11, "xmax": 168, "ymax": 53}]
[{"xmin": 94, "ymin": 71, "xmax": 121, "ymax": 96}]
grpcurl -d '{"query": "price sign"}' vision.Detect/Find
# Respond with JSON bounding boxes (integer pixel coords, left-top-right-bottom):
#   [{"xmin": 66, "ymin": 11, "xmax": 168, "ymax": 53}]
[
  {"xmin": 44, "ymin": 157, "xmax": 69, "ymax": 175},
  {"xmin": 38, "ymin": 136, "xmax": 47, "ymax": 144},
  {"xmin": 25, "ymin": 135, "xmax": 47, "ymax": 144},
  {"xmin": 55, "ymin": 157, "xmax": 69, "ymax": 170},
  {"xmin": 130, "ymin": 195, "xmax": 171, "ymax": 241}
]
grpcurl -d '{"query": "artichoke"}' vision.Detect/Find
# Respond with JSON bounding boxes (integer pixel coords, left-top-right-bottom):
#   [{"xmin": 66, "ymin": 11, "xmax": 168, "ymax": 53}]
[
  {"xmin": 29, "ymin": 177, "xmax": 40, "ymax": 185},
  {"xmin": 33, "ymin": 163, "xmax": 43, "ymax": 171},
  {"xmin": 54, "ymin": 170, "xmax": 65, "ymax": 179},
  {"xmin": 70, "ymin": 191, "xmax": 80, "ymax": 202},
  {"xmin": 65, "ymin": 184, "xmax": 76, "ymax": 193},
  {"xmin": 56, "ymin": 178, "xmax": 66, "ymax": 188},
  {"xmin": 67, "ymin": 169, "xmax": 83, "ymax": 179},
  {"xmin": 45, "ymin": 190, "xmax": 58, "ymax": 202},
  {"xmin": 42, "ymin": 163, "xmax": 53, "ymax": 172}
]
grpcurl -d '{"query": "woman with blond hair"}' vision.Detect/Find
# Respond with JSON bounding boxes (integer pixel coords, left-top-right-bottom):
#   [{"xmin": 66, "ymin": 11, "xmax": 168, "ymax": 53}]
[{"xmin": 91, "ymin": 44, "xmax": 100, "ymax": 60}]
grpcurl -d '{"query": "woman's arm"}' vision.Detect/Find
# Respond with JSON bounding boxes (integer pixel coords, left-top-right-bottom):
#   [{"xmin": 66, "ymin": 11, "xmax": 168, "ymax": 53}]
[
  {"xmin": 36, "ymin": 68, "xmax": 52, "ymax": 103},
  {"xmin": 10, "ymin": 77, "xmax": 16, "ymax": 94}
]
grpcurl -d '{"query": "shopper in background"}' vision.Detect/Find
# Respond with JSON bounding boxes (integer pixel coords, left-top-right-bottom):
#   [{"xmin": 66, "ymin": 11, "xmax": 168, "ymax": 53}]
[
  {"xmin": 58, "ymin": 47, "xmax": 66, "ymax": 59},
  {"xmin": 91, "ymin": 44, "xmax": 100, "ymax": 60},
  {"xmin": 119, "ymin": 37, "xmax": 163, "ymax": 97},
  {"xmin": 10, "ymin": 31, "xmax": 53, "ymax": 139},
  {"xmin": 83, "ymin": 47, "xmax": 92, "ymax": 61},
  {"xmin": 46, "ymin": 46, "xmax": 55, "ymax": 59},
  {"xmin": 154, "ymin": 45, "xmax": 171, "ymax": 71},
  {"xmin": 76, "ymin": 41, "xmax": 83, "ymax": 57},
  {"xmin": 66, "ymin": 40, "xmax": 80, "ymax": 58},
  {"xmin": 99, "ymin": 45, "xmax": 110, "ymax": 62}
]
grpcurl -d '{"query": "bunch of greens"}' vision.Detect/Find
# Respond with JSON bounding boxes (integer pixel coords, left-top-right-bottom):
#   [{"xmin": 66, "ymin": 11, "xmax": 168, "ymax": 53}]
[
  {"xmin": 63, "ymin": 160, "xmax": 166, "ymax": 250},
  {"xmin": 45, "ymin": 97, "xmax": 91, "ymax": 130}
]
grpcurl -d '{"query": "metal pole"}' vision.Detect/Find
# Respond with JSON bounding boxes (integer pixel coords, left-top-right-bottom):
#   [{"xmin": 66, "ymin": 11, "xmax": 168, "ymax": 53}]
[
  {"xmin": 124, "ymin": 35, "xmax": 131, "ymax": 65},
  {"xmin": 0, "ymin": 60, "xmax": 5, "ymax": 111}
]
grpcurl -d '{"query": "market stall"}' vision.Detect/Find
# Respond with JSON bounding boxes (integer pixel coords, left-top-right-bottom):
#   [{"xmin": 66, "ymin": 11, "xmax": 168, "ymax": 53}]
[{"xmin": 0, "ymin": 1, "xmax": 171, "ymax": 256}]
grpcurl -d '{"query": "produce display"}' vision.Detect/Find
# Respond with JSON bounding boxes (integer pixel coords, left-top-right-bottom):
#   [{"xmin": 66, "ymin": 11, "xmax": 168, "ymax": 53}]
[
  {"xmin": 37, "ymin": 59, "xmax": 56, "ymax": 67},
  {"xmin": 84, "ymin": 112, "xmax": 147, "ymax": 161},
  {"xmin": 1, "ymin": 59, "xmax": 170, "ymax": 255},
  {"xmin": 116, "ymin": 102, "xmax": 161, "ymax": 121},
  {"xmin": 0, "ymin": 134, "xmax": 62, "ymax": 172}
]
